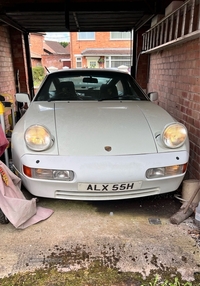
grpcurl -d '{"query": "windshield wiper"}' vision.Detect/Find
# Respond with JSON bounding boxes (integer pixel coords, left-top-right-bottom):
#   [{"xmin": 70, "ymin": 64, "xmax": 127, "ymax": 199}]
[
  {"xmin": 98, "ymin": 95, "xmax": 136, "ymax": 101},
  {"xmin": 98, "ymin": 96, "xmax": 120, "ymax": 101}
]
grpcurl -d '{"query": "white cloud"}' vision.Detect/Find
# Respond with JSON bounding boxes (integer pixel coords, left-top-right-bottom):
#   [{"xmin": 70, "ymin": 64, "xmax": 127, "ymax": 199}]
[{"xmin": 44, "ymin": 32, "xmax": 70, "ymax": 42}]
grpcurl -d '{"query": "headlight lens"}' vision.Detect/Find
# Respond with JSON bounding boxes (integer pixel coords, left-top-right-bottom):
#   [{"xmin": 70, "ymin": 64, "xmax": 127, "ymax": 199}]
[
  {"xmin": 25, "ymin": 125, "xmax": 53, "ymax": 151},
  {"xmin": 162, "ymin": 123, "xmax": 187, "ymax": 148}
]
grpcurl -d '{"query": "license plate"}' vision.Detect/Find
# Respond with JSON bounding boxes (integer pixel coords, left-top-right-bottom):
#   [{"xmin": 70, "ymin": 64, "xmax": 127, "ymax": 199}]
[{"xmin": 78, "ymin": 181, "xmax": 142, "ymax": 192}]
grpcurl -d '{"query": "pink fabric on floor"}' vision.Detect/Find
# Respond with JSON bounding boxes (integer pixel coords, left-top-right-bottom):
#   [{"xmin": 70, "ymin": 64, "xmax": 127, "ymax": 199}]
[
  {"xmin": 0, "ymin": 160, "xmax": 54, "ymax": 229},
  {"xmin": 0, "ymin": 125, "xmax": 9, "ymax": 157}
]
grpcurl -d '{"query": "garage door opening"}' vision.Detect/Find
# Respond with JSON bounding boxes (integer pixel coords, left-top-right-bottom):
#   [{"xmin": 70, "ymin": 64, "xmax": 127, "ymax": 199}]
[{"xmin": 31, "ymin": 31, "xmax": 133, "ymax": 73}]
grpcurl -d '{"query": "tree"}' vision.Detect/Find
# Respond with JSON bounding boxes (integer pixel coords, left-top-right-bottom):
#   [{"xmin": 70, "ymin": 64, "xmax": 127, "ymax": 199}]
[{"xmin": 59, "ymin": 42, "xmax": 69, "ymax": 48}]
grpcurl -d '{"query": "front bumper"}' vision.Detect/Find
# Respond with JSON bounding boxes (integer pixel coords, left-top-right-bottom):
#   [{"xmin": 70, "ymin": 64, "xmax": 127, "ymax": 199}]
[{"xmin": 13, "ymin": 151, "xmax": 189, "ymax": 200}]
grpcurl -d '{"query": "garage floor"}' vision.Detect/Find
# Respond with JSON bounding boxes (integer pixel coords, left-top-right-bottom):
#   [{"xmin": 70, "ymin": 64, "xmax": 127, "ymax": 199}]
[{"xmin": 0, "ymin": 189, "xmax": 199, "ymax": 283}]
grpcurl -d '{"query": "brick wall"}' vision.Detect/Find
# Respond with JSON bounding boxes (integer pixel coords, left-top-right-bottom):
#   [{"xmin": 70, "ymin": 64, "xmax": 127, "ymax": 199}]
[
  {"xmin": 0, "ymin": 26, "xmax": 29, "ymax": 132},
  {"xmin": 10, "ymin": 28, "xmax": 29, "ymax": 94},
  {"xmin": 0, "ymin": 26, "xmax": 16, "ymax": 96},
  {"xmin": 147, "ymin": 38, "xmax": 200, "ymax": 180},
  {"xmin": 42, "ymin": 54, "xmax": 71, "ymax": 70},
  {"xmin": 29, "ymin": 33, "xmax": 44, "ymax": 56},
  {"xmin": 0, "ymin": 26, "xmax": 17, "ymax": 133},
  {"xmin": 31, "ymin": 58, "xmax": 41, "ymax": 67}
]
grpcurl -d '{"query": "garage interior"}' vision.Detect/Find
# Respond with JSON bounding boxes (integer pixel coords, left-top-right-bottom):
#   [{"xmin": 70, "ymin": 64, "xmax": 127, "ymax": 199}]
[
  {"xmin": 0, "ymin": 1, "xmax": 200, "ymax": 283},
  {"xmin": 0, "ymin": 0, "xmax": 199, "ymax": 181}
]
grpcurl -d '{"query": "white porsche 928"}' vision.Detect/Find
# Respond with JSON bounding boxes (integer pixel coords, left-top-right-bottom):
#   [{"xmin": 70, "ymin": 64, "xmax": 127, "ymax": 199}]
[{"xmin": 11, "ymin": 69, "xmax": 189, "ymax": 200}]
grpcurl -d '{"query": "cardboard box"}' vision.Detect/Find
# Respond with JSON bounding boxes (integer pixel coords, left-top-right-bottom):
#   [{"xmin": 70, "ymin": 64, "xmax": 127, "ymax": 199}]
[
  {"xmin": 165, "ymin": 1, "xmax": 183, "ymax": 16},
  {"xmin": 151, "ymin": 14, "xmax": 164, "ymax": 27}
]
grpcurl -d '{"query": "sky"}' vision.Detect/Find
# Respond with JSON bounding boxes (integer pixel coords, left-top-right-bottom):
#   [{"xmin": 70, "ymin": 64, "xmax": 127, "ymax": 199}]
[{"xmin": 44, "ymin": 32, "xmax": 70, "ymax": 42}]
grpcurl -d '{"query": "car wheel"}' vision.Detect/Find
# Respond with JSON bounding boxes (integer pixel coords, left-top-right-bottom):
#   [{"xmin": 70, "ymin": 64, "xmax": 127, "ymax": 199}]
[{"xmin": 0, "ymin": 208, "xmax": 9, "ymax": 224}]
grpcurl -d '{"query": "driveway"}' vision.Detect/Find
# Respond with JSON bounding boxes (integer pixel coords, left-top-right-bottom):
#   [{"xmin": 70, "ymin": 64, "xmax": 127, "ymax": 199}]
[{"xmin": 0, "ymin": 190, "xmax": 199, "ymax": 283}]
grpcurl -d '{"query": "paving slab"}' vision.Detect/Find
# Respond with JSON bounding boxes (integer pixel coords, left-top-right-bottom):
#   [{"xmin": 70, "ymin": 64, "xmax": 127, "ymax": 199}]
[{"xmin": 0, "ymin": 191, "xmax": 199, "ymax": 283}]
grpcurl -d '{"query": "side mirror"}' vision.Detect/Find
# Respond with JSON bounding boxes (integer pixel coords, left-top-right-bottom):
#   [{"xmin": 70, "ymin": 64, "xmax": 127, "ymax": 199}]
[
  {"xmin": 148, "ymin": 92, "xmax": 158, "ymax": 101},
  {"xmin": 15, "ymin": 93, "xmax": 30, "ymax": 106}
]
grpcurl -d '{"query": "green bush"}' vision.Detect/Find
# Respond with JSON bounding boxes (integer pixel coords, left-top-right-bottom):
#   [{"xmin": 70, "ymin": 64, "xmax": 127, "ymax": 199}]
[{"xmin": 32, "ymin": 66, "xmax": 45, "ymax": 86}]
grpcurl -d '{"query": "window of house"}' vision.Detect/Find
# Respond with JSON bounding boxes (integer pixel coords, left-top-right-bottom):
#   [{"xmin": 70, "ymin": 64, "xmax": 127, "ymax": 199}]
[
  {"xmin": 76, "ymin": 57, "xmax": 82, "ymax": 68},
  {"xmin": 89, "ymin": 61, "xmax": 97, "ymax": 68},
  {"xmin": 110, "ymin": 32, "xmax": 131, "ymax": 40},
  {"xmin": 105, "ymin": 56, "xmax": 131, "ymax": 69},
  {"xmin": 78, "ymin": 32, "xmax": 95, "ymax": 40}
]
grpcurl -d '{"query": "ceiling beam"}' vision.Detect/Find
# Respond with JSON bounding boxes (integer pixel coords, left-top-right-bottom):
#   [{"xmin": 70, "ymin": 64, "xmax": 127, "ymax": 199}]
[
  {"xmin": 0, "ymin": 14, "xmax": 27, "ymax": 32},
  {"xmin": 0, "ymin": 0, "xmax": 172, "ymax": 33},
  {"xmin": 0, "ymin": 1, "xmax": 154, "ymax": 13}
]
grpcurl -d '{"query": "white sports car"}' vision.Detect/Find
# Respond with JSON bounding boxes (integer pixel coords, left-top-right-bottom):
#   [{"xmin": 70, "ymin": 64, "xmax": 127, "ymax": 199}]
[{"xmin": 11, "ymin": 69, "xmax": 189, "ymax": 200}]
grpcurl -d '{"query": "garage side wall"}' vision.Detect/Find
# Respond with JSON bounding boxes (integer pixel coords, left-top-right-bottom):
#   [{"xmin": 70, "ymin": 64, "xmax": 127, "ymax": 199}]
[
  {"xmin": 136, "ymin": 28, "xmax": 149, "ymax": 91},
  {"xmin": 0, "ymin": 26, "xmax": 15, "ymax": 96},
  {"xmin": 0, "ymin": 26, "xmax": 30, "ymax": 135},
  {"xmin": 0, "ymin": 26, "xmax": 29, "ymax": 96},
  {"xmin": 0, "ymin": 26, "xmax": 17, "ymax": 135},
  {"xmin": 10, "ymin": 28, "xmax": 30, "ymax": 94},
  {"xmin": 147, "ymin": 38, "xmax": 200, "ymax": 180}
]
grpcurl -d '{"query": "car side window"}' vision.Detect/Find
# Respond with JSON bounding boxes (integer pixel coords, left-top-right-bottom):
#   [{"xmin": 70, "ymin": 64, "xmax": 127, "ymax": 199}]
[
  {"xmin": 116, "ymin": 80, "xmax": 124, "ymax": 96},
  {"xmin": 48, "ymin": 82, "xmax": 57, "ymax": 98},
  {"xmin": 49, "ymin": 82, "xmax": 56, "ymax": 92}
]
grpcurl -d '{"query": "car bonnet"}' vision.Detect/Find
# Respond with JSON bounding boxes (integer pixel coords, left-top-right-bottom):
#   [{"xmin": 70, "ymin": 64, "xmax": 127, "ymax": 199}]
[{"xmin": 54, "ymin": 101, "xmax": 158, "ymax": 156}]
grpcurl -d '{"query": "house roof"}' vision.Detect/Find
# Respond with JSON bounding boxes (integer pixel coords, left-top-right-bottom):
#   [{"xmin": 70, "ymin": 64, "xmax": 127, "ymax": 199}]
[
  {"xmin": 44, "ymin": 40, "xmax": 70, "ymax": 54},
  {"xmin": 81, "ymin": 48, "xmax": 131, "ymax": 56},
  {"xmin": 43, "ymin": 42, "xmax": 55, "ymax": 54}
]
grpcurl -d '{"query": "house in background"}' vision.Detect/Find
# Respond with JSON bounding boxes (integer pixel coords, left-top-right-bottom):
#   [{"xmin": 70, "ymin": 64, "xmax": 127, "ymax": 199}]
[
  {"xmin": 30, "ymin": 32, "xmax": 131, "ymax": 72},
  {"xmin": 70, "ymin": 31, "xmax": 132, "ymax": 72},
  {"xmin": 29, "ymin": 33, "xmax": 71, "ymax": 71},
  {"xmin": 29, "ymin": 32, "xmax": 44, "ymax": 67},
  {"xmin": 43, "ymin": 40, "xmax": 71, "ymax": 70}
]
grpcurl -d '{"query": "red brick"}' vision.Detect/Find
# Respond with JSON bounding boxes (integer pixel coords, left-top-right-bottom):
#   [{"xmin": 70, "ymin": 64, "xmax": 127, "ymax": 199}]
[{"xmin": 193, "ymin": 94, "xmax": 200, "ymax": 103}]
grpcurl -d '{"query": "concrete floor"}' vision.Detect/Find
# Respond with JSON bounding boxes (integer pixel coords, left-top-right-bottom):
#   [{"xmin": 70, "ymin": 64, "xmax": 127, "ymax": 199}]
[{"xmin": 0, "ymin": 190, "xmax": 199, "ymax": 283}]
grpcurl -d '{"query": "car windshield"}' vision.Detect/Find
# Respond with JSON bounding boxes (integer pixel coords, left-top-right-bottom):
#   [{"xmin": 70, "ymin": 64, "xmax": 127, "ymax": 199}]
[{"xmin": 34, "ymin": 70, "xmax": 148, "ymax": 102}]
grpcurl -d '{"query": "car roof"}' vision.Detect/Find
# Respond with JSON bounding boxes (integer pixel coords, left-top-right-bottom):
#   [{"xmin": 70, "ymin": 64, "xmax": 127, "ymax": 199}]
[{"xmin": 48, "ymin": 68, "xmax": 130, "ymax": 76}]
